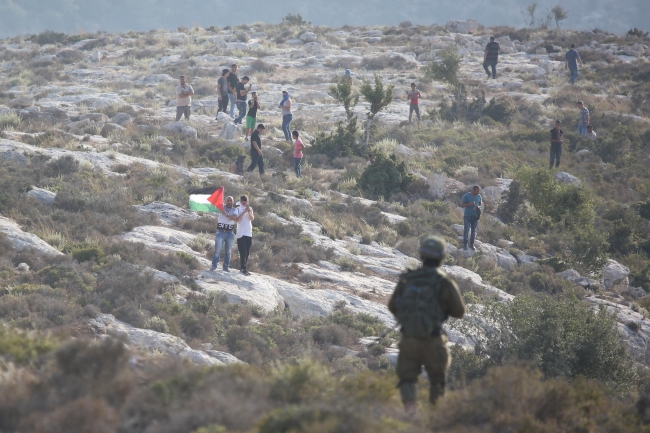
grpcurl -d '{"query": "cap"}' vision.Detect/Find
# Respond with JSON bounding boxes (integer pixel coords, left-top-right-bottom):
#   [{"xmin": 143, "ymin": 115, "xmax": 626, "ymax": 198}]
[{"xmin": 419, "ymin": 235, "xmax": 446, "ymax": 259}]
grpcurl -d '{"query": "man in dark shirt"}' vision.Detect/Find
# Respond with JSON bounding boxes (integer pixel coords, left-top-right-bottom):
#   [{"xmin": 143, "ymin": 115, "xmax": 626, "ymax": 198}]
[
  {"xmin": 565, "ymin": 44, "xmax": 583, "ymax": 84},
  {"xmin": 483, "ymin": 36, "xmax": 500, "ymax": 79},
  {"xmin": 549, "ymin": 120, "xmax": 564, "ymax": 169},
  {"xmin": 226, "ymin": 63, "xmax": 239, "ymax": 118},
  {"xmin": 247, "ymin": 124, "xmax": 265, "ymax": 175},
  {"xmin": 234, "ymin": 76, "xmax": 251, "ymax": 125}
]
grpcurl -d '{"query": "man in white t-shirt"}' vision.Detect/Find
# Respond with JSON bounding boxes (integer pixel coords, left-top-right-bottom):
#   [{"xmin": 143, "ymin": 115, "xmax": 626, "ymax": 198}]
[
  {"xmin": 235, "ymin": 195, "xmax": 254, "ymax": 276},
  {"xmin": 210, "ymin": 196, "xmax": 238, "ymax": 272},
  {"xmin": 587, "ymin": 125, "xmax": 597, "ymax": 141},
  {"xmin": 175, "ymin": 75, "xmax": 194, "ymax": 121}
]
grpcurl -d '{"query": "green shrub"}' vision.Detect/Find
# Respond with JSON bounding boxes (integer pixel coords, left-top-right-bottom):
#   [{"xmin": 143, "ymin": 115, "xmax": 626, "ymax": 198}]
[
  {"xmin": 144, "ymin": 316, "xmax": 170, "ymax": 333},
  {"xmin": 357, "ymin": 154, "xmax": 414, "ymax": 200},
  {"xmin": 70, "ymin": 243, "xmax": 105, "ymax": 263},
  {"xmin": 0, "ymin": 324, "xmax": 58, "ymax": 365},
  {"xmin": 311, "ymin": 118, "xmax": 363, "ymax": 160},
  {"xmin": 482, "ymin": 97, "xmax": 518, "ymax": 125},
  {"xmin": 0, "ymin": 111, "xmax": 21, "ymax": 130},
  {"xmin": 450, "ymin": 293, "xmax": 637, "ymax": 394}
]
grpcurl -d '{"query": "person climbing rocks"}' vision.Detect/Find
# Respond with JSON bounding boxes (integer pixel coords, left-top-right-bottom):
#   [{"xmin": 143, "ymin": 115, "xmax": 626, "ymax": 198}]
[
  {"xmin": 461, "ymin": 185, "xmax": 482, "ymax": 251},
  {"xmin": 576, "ymin": 101, "xmax": 590, "ymax": 136},
  {"xmin": 227, "ymin": 63, "xmax": 239, "ymax": 118},
  {"xmin": 216, "ymin": 69, "xmax": 230, "ymax": 116},
  {"xmin": 279, "ymin": 90, "xmax": 293, "ymax": 142},
  {"xmin": 235, "ymin": 195, "xmax": 254, "ymax": 276},
  {"xmin": 175, "ymin": 75, "xmax": 194, "ymax": 121},
  {"xmin": 483, "ymin": 36, "xmax": 500, "ymax": 79},
  {"xmin": 244, "ymin": 91, "xmax": 260, "ymax": 141},
  {"xmin": 231, "ymin": 154, "xmax": 246, "ymax": 175},
  {"xmin": 565, "ymin": 44, "xmax": 583, "ymax": 84},
  {"xmin": 292, "ymin": 130, "xmax": 304, "ymax": 178},
  {"xmin": 247, "ymin": 124, "xmax": 265, "ymax": 175},
  {"xmin": 388, "ymin": 235, "xmax": 465, "ymax": 416},
  {"xmin": 210, "ymin": 195, "xmax": 239, "ymax": 272},
  {"xmin": 407, "ymin": 83, "xmax": 421, "ymax": 123},
  {"xmin": 549, "ymin": 120, "xmax": 564, "ymax": 169}
]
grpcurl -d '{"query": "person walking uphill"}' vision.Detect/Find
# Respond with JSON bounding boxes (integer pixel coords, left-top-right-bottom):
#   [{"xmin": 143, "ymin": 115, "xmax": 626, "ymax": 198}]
[
  {"xmin": 279, "ymin": 90, "xmax": 293, "ymax": 142},
  {"xmin": 292, "ymin": 130, "xmax": 304, "ymax": 178},
  {"xmin": 235, "ymin": 195, "xmax": 254, "ymax": 276},
  {"xmin": 483, "ymin": 36, "xmax": 500, "ymax": 79},
  {"xmin": 210, "ymin": 196, "xmax": 239, "ymax": 272},
  {"xmin": 247, "ymin": 124, "xmax": 265, "ymax": 175},
  {"xmin": 227, "ymin": 63, "xmax": 239, "ymax": 118},
  {"xmin": 566, "ymin": 44, "xmax": 583, "ymax": 84},
  {"xmin": 550, "ymin": 120, "xmax": 564, "ymax": 169},
  {"xmin": 461, "ymin": 186, "xmax": 482, "ymax": 251},
  {"xmin": 388, "ymin": 235, "xmax": 465, "ymax": 415},
  {"xmin": 216, "ymin": 69, "xmax": 230, "ymax": 116},
  {"xmin": 407, "ymin": 83, "xmax": 421, "ymax": 123},
  {"xmin": 175, "ymin": 75, "xmax": 194, "ymax": 121}
]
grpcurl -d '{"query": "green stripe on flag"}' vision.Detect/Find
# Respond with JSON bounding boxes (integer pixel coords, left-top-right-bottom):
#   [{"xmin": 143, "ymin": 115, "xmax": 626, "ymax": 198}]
[{"xmin": 189, "ymin": 195, "xmax": 221, "ymax": 213}]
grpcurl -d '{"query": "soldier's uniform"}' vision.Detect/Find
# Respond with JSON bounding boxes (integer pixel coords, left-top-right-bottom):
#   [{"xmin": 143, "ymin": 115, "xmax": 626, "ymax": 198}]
[{"xmin": 388, "ymin": 236, "xmax": 465, "ymax": 406}]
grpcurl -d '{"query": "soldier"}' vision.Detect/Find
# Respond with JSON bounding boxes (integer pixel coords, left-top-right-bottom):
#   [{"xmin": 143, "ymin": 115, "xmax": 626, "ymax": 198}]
[{"xmin": 388, "ymin": 235, "xmax": 465, "ymax": 415}]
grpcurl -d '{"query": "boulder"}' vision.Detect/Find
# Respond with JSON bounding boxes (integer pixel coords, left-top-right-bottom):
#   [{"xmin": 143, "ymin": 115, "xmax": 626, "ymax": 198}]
[
  {"xmin": 299, "ymin": 32, "xmax": 317, "ymax": 43},
  {"xmin": 555, "ymin": 171, "xmax": 580, "ymax": 185},
  {"xmin": 111, "ymin": 112, "xmax": 132, "ymax": 126},
  {"xmin": 112, "ymin": 36, "xmax": 123, "ymax": 45},
  {"xmin": 79, "ymin": 113, "xmax": 108, "ymax": 122},
  {"xmin": 27, "ymin": 187, "xmax": 56, "ymax": 206},
  {"xmin": 163, "ymin": 122, "xmax": 198, "ymax": 139},
  {"xmin": 133, "ymin": 201, "xmax": 204, "ymax": 226},
  {"xmin": 427, "ymin": 173, "xmax": 446, "ymax": 199},
  {"xmin": 215, "ymin": 112, "xmax": 231, "ymax": 122},
  {"xmin": 219, "ymin": 122, "xmax": 243, "ymax": 141},
  {"xmin": 0, "ymin": 150, "xmax": 28, "ymax": 166},
  {"xmin": 604, "ymin": 259, "xmax": 630, "ymax": 290},
  {"xmin": 91, "ymin": 51, "xmax": 103, "ymax": 62},
  {"xmin": 10, "ymin": 98, "xmax": 34, "ymax": 109},
  {"xmin": 144, "ymin": 74, "xmax": 174, "ymax": 84},
  {"xmin": 442, "ymin": 265, "xmax": 513, "ymax": 301},
  {"xmin": 535, "ymin": 47, "xmax": 548, "ymax": 54},
  {"xmin": 101, "ymin": 122, "xmax": 126, "ymax": 135},
  {"xmin": 557, "ymin": 269, "xmax": 601, "ymax": 290},
  {"xmin": 0, "ymin": 216, "xmax": 62, "ymax": 257},
  {"xmin": 481, "ymin": 186, "xmax": 504, "ymax": 203},
  {"xmin": 496, "ymin": 250, "xmax": 518, "ymax": 270},
  {"xmin": 445, "ymin": 19, "xmax": 480, "ymax": 34},
  {"xmin": 304, "ymin": 42, "xmax": 322, "ymax": 52}
]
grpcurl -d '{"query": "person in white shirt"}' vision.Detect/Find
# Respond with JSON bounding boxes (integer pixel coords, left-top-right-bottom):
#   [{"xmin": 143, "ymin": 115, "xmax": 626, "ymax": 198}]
[
  {"xmin": 235, "ymin": 195, "xmax": 254, "ymax": 276},
  {"xmin": 175, "ymin": 75, "xmax": 194, "ymax": 121},
  {"xmin": 587, "ymin": 125, "xmax": 597, "ymax": 141},
  {"xmin": 210, "ymin": 196, "xmax": 238, "ymax": 272}
]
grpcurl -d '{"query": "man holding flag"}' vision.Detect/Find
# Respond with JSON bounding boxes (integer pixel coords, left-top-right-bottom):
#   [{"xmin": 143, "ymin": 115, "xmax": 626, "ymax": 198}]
[{"xmin": 187, "ymin": 187, "xmax": 238, "ymax": 272}]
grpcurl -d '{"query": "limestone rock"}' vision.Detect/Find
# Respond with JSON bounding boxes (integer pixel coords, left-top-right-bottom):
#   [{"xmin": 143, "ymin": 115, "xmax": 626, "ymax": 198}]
[
  {"xmin": 16, "ymin": 263, "xmax": 30, "ymax": 272},
  {"xmin": 27, "ymin": 187, "xmax": 56, "ymax": 206},
  {"xmin": 10, "ymin": 98, "xmax": 34, "ymax": 109},
  {"xmin": 442, "ymin": 265, "xmax": 513, "ymax": 301},
  {"xmin": 557, "ymin": 269, "xmax": 601, "ymax": 290},
  {"xmin": 0, "ymin": 150, "xmax": 28, "ymax": 166},
  {"xmin": 496, "ymin": 250, "xmax": 518, "ymax": 270},
  {"xmin": 144, "ymin": 74, "xmax": 174, "ymax": 85},
  {"xmin": 604, "ymin": 259, "xmax": 630, "ymax": 290},
  {"xmin": 0, "ymin": 216, "xmax": 62, "ymax": 257},
  {"xmin": 111, "ymin": 112, "xmax": 132, "ymax": 126},
  {"xmin": 300, "ymin": 32, "xmax": 317, "ymax": 43},
  {"xmin": 163, "ymin": 122, "xmax": 198, "ymax": 139},
  {"xmin": 219, "ymin": 122, "xmax": 243, "ymax": 141},
  {"xmin": 427, "ymin": 173, "xmax": 446, "ymax": 199},
  {"xmin": 89, "ymin": 314, "xmax": 239, "ymax": 366},
  {"xmin": 101, "ymin": 122, "xmax": 126, "ymax": 135},
  {"xmin": 445, "ymin": 19, "xmax": 479, "ymax": 34},
  {"xmin": 555, "ymin": 171, "xmax": 580, "ymax": 185},
  {"xmin": 134, "ymin": 201, "xmax": 206, "ymax": 226}
]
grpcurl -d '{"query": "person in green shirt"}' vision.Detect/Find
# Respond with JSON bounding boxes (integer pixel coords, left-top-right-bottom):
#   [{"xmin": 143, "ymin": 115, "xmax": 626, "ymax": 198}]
[{"xmin": 461, "ymin": 185, "xmax": 482, "ymax": 250}]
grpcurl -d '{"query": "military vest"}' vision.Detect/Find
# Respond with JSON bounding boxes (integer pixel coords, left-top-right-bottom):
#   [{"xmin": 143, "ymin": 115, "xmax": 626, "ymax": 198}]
[{"xmin": 394, "ymin": 267, "xmax": 445, "ymax": 338}]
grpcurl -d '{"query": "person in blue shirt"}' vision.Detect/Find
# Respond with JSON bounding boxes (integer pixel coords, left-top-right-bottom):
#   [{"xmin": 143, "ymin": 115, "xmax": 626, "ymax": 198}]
[
  {"xmin": 565, "ymin": 44, "xmax": 583, "ymax": 85},
  {"xmin": 461, "ymin": 186, "xmax": 482, "ymax": 250}
]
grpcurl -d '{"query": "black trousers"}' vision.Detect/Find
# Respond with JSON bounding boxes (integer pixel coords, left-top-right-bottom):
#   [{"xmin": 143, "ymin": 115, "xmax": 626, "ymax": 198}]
[
  {"xmin": 237, "ymin": 236, "xmax": 252, "ymax": 272},
  {"xmin": 217, "ymin": 94, "xmax": 229, "ymax": 113},
  {"xmin": 483, "ymin": 60, "xmax": 497, "ymax": 78},
  {"xmin": 247, "ymin": 151, "xmax": 265, "ymax": 174}
]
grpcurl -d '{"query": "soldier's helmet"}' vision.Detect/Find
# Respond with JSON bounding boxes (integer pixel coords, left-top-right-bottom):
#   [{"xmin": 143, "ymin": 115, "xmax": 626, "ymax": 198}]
[{"xmin": 419, "ymin": 235, "xmax": 446, "ymax": 259}]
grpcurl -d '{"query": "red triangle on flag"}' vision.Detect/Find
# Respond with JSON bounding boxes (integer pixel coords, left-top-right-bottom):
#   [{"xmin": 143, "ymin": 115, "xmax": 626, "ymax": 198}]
[{"xmin": 207, "ymin": 187, "xmax": 225, "ymax": 213}]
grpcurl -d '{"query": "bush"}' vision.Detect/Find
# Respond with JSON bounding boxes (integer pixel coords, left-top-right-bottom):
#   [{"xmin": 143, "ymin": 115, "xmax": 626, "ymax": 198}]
[
  {"xmin": 357, "ymin": 154, "xmax": 414, "ymax": 200},
  {"xmin": 0, "ymin": 324, "xmax": 58, "ymax": 365},
  {"xmin": 311, "ymin": 118, "xmax": 363, "ymax": 160},
  {"xmin": 0, "ymin": 111, "xmax": 22, "ymax": 130},
  {"xmin": 451, "ymin": 293, "xmax": 638, "ymax": 393},
  {"xmin": 482, "ymin": 97, "xmax": 518, "ymax": 125}
]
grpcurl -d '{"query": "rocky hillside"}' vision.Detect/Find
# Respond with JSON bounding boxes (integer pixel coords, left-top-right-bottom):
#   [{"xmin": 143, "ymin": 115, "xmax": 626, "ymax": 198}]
[{"xmin": 1, "ymin": 20, "xmax": 650, "ymax": 432}]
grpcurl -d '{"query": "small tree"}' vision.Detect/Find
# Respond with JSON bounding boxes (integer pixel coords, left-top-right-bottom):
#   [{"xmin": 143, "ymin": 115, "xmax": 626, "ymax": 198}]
[
  {"xmin": 358, "ymin": 153, "xmax": 414, "ymax": 199},
  {"xmin": 330, "ymin": 76, "xmax": 359, "ymax": 120},
  {"xmin": 359, "ymin": 75, "xmax": 393, "ymax": 148},
  {"xmin": 282, "ymin": 13, "xmax": 309, "ymax": 27},
  {"xmin": 521, "ymin": 3, "xmax": 537, "ymax": 28},
  {"xmin": 424, "ymin": 44, "xmax": 463, "ymax": 120},
  {"xmin": 551, "ymin": 5, "xmax": 568, "ymax": 29}
]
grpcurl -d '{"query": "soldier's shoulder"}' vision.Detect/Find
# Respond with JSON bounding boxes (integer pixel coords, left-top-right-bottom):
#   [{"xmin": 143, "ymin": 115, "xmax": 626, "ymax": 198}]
[{"xmin": 434, "ymin": 268, "xmax": 459, "ymax": 286}]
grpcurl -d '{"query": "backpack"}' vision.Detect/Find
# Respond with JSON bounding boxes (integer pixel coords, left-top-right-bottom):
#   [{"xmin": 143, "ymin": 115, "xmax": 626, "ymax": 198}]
[{"xmin": 394, "ymin": 268, "xmax": 445, "ymax": 338}]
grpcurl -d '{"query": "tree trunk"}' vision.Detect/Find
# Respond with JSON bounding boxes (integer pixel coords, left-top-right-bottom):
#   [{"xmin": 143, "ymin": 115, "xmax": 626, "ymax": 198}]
[{"xmin": 364, "ymin": 116, "xmax": 372, "ymax": 148}]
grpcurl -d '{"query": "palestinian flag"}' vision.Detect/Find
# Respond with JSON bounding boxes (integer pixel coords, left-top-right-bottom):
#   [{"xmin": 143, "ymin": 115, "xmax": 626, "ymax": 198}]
[{"xmin": 188, "ymin": 186, "xmax": 224, "ymax": 213}]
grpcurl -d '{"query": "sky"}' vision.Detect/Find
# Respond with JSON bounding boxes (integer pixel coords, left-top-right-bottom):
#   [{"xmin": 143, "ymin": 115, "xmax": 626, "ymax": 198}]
[{"xmin": 0, "ymin": 0, "xmax": 647, "ymax": 39}]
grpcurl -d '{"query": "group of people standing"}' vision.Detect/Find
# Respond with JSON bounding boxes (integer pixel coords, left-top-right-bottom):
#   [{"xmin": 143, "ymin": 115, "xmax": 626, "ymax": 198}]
[{"xmin": 210, "ymin": 195, "xmax": 254, "ymax": 276}]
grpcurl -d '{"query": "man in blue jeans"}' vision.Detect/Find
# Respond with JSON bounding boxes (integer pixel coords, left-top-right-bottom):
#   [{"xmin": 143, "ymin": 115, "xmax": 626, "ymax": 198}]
[
  {"xmin": 576, "ymin": 101, "xmax": 589, "ymax": 136},
  {"xmin": 227, "ymin": 63, "xmax": 239, "ymax": 118},
  {"xmin": 461, "ymin": 186, "xmax": 482, "ymax": 251},
  {"xmin": 210, "ymin": 196, "xmax": 239, "ymax": 272},
  {"xmin": 565, "ymin": 44, "xmax": 583, "ymax": 85}
]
